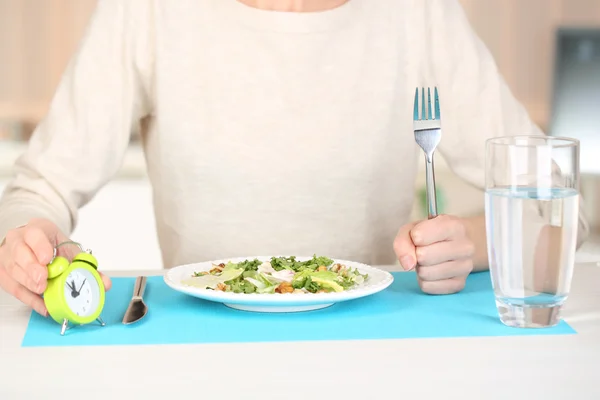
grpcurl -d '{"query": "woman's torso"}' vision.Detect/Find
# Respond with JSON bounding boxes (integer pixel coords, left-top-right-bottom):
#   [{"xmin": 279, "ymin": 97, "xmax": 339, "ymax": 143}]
[{"xmin": 140, "ymin": 0, "xmax": 423, "ymax": 267}]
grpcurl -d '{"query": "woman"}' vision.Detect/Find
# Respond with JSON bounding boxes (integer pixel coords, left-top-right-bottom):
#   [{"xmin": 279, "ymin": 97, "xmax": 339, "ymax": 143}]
[{"xmin": 0, "ymin": 0, "xmax": 589, "ymax": 316}]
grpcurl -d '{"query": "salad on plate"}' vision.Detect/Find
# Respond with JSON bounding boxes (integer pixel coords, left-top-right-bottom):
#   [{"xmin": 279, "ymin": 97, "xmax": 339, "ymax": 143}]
[{"xmin": 181, "ymin": 255, "xmax": 369, "ymax": 294}]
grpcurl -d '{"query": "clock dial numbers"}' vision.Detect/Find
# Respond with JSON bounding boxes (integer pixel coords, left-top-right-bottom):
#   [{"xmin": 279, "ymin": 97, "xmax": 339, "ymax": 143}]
[{"xmin": 63, "ymin": 269, "xmax": 100, "ymax": 318}]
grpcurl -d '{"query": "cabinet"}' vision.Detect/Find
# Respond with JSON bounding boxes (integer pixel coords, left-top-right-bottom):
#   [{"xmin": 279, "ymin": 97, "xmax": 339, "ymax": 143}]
[
  {"xmin": 0, "ymin": 0, "xmax": 98, "ymax": 123},
  {"xmin": 458, "ymin": 0, "xmax": 600, "ymax": 131}
]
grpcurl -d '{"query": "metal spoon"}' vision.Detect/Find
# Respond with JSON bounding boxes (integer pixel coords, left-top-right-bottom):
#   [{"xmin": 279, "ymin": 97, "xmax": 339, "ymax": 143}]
[{"xmin": 122, "ymin": 276, "xmax": 148, "ymax": 325}]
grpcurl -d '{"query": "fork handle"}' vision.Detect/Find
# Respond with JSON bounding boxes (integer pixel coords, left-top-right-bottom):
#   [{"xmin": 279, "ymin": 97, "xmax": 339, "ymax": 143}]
[{"xmin": 424, "ymin": 154, "xmax": 438, "ymax": 219}]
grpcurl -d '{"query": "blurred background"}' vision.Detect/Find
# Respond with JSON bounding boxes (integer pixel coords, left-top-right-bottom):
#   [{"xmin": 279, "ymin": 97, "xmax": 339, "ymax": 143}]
[{"xmin": 0, "ymin": 0, "xmax": 599, "ymax": 270}]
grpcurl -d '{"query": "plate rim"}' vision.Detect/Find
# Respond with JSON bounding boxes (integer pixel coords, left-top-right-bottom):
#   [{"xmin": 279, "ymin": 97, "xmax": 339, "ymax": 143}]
[{"xmin": 163, "ymin": 255, "xmax": 394, "ymax": 306}]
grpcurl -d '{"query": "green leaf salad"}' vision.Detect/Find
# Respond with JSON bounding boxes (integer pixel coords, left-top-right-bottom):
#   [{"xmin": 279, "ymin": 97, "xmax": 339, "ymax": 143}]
[{"xmin": 181, "ymin": 255, "xmax": 368, "ymax": 294}]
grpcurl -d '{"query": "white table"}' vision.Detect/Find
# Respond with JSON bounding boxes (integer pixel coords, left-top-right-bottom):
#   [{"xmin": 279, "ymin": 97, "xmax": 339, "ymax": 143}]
[{"xmin": 1, "ymin": 263, "xmax": 599, "ymax": 400}]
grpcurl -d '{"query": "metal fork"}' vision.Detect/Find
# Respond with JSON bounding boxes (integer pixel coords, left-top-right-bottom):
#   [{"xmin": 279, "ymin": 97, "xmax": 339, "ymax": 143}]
[{"xmin": 413, "ymin": 87, "xmax": 442, "ymax": 219}]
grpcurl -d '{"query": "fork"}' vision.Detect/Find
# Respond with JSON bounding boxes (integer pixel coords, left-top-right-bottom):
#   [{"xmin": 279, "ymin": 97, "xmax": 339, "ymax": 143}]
[{"xmin": 413, "ymin": 87, "xmax": 442, "ymax": 219}]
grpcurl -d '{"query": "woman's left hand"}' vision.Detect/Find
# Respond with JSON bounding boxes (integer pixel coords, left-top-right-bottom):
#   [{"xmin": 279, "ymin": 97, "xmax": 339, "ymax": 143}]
[{"xmin": 393, "ymin": 214, "xmax": 475, "ymax": 294}]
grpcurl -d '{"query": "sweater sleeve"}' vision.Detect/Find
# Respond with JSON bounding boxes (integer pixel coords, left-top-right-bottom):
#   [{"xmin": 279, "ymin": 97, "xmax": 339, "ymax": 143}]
[
  {"xmin": 422, "ymin": 0, "xmax": 589, "ymax": 248},
  {"xmin": 0, "ymin": 0, "xmax": 153, "ymax": 239}
]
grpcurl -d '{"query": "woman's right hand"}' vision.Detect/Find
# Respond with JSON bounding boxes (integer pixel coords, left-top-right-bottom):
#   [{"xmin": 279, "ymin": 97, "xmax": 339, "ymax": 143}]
[{"xmin": 0, "ymin": 218, "xmax": 72, "ymax": 316}]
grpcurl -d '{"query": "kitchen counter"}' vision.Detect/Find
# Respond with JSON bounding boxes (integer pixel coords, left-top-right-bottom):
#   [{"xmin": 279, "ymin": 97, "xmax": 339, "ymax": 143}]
[{"xmin": 1, "ymin": 262, "xmax": 600, "ymax": 400}]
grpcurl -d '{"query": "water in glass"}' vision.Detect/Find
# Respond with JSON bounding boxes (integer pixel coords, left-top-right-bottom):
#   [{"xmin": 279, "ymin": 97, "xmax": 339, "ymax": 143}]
[{"xmin": 485, "ymin": 136, "xmax": 580, "ymax": 328}]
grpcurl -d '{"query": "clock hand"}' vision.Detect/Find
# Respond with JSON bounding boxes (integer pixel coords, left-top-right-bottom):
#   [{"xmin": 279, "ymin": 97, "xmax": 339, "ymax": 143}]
[
  {"xmin": 71, "ymin": 279, "xmax": 79, "ymax": 298},
  {"xmin": 78, "ymin": 279, "xmax": 86, "ymax": 293},
  {"xmin": 66, "ymin": 281, "xmax": 75, "ymax": 291}
]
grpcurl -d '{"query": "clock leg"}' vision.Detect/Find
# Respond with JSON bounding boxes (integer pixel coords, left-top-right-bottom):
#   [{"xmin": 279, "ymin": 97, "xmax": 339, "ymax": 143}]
[
  {"xmin": 60, "ymin": 319, "xmax": 70, "ymax": 336},
  {"xmin": 96, "ymin": 317, "xmax": 106, "ymax": 326}
]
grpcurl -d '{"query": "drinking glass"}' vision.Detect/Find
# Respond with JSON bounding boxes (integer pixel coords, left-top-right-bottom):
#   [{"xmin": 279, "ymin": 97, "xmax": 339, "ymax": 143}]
[{"xmin": 485, "ymin": 135, "xmax": 580, "ymax": 328}]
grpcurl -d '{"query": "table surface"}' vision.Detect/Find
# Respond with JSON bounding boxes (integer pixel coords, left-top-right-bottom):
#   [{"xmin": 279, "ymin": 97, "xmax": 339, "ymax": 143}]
[{"xmin": 1, "ymin": 263, "xmax": 599, "ymax": 400}]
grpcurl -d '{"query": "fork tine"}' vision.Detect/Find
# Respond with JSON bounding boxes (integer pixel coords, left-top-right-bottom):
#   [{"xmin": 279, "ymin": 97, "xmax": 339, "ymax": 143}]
[
  {"xmin": 413, "ymin": 88, "xmax": 419, "ymax": 120},
  {"xmin": 427, "ymin": 88, "xmax": 432, "ymax": 120},
  {"xmin": 434, "ymin": 87, "xmax": 440, "ymax": 120},
  {"xmin": 421, "ymin": 88, "xmax": 425, "ymax": 121}
]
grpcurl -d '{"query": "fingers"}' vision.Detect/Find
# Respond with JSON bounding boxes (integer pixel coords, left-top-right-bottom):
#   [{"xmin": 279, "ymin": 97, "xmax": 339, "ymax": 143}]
[
  {"xmin": 410, "ymin": 215, "xmax": 466, "ymax": 246},
  {"xmin": 12, "ymin": 242, "xmax": 48, "ymax": 291},
  {"xmin": 393, "ymin": 222, "xmax": 417, "ymax": 270},
  {"xmin": 0, "ymin": 267, "xmax": 47, "ymax": 316},
  {"xmin": 0, "ymin": 219, "xmax": 61, "ymax": 315},
  {"xmin": 415, "ymin": 240, "xmax": 475, "ymax": 266},
  {"xmin": 394, "ymin": 215, "xmax": 476, "ymax": 295},
  {"xmin": 100, "ymin": 272, "xmax": 112, "ymax": 291},
  {"xmin": 6, "ymin": 262, "xmax": 40, "ymax": 294},
  {"xmin": 1, "ymin": 218, "xmax": 112, "ymax": 319},
  {"xmin": 22, "ymin": 227, "xmax": 55, "ymax": 265},
  {"xmin": 417, "ymin": 276, "xmax": 467, "ymax": 295},
  {"xmin": 416, "ymin": 260, "xmax": 473, "ymax": 281}
]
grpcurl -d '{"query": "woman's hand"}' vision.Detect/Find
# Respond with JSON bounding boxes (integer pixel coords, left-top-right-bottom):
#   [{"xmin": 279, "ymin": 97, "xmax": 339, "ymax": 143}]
[
  {"xmin": 0, "ymin": 218, "xmax": 112, "ymax": 316},
  {"xmin": 393, "ymin": 214, "xmax": 475, "ymax": 294}
]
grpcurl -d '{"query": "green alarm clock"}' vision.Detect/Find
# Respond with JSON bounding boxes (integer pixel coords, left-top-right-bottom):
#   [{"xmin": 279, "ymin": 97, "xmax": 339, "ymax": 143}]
[{"xmin": 43, "ymin": 241, "xmax": 106, "ymax": 335}]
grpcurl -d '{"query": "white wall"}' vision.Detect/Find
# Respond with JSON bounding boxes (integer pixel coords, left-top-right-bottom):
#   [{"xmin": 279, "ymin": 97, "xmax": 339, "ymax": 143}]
[
  {"xmin": 72, "ymin": 179, "xmax": 163, "ymax": 271},
  {"xmin": 0, "ymin": 179, "xmax": 163, "ymax": 272}
]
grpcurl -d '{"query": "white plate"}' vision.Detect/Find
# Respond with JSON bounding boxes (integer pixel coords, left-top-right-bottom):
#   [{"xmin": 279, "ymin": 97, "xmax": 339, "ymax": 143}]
[{"xmin": 163, "ymin": 256, "xmax": 394, "ymax": 313}]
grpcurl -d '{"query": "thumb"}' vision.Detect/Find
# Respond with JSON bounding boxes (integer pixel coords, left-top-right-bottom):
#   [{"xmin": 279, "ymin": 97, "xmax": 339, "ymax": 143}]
[
  {"xmin": 100, "ymin": 272, "xmax": 112, "ymax": 292},
  {"xmin": 393, "ymin": 222, "xmax": 418, "ymax": 271},
  {"xmin": 30, "ymin": 218, "xmax": 113, "ymax": 292},
  {"xmin": 30, "ymin": 218, "xmax": 62, "ymax": 243}
]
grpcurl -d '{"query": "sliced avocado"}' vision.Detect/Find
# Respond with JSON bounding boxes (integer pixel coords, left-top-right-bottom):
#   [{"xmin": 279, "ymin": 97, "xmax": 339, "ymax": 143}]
[{"xmin": 310, "ymin": 276, "xmax": 344, "ymax": 292}]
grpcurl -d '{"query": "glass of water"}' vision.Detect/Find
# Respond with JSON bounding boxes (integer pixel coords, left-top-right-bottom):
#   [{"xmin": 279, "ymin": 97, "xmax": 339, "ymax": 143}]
[{"xmin": 485, "ymin": 135, "xmax": 580, "ymax": 328}]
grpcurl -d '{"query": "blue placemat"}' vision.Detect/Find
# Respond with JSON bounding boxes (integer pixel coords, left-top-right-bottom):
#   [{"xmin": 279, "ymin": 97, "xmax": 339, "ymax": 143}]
[{"xmin": 21, "ymin": 271, "xmax": 575, "ymax": 347}]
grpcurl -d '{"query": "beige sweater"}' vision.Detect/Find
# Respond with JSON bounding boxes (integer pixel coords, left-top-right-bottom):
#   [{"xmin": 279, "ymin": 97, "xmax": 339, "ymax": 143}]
[{"xmin": 0, "ymin": 0, "xmax": 589, "ymax": 267}]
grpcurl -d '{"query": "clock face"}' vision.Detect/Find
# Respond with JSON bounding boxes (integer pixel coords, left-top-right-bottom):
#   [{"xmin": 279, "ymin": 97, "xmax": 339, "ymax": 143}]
[{"xmin": 63, "ymin": 268, "xmax": 101, "ymax": 318}]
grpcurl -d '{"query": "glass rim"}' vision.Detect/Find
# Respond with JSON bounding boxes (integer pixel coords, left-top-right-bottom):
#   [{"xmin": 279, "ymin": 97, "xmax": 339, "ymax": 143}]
[{"xmin": 486, "ymin": 135, "xmax": 579, "ymax": 148}]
